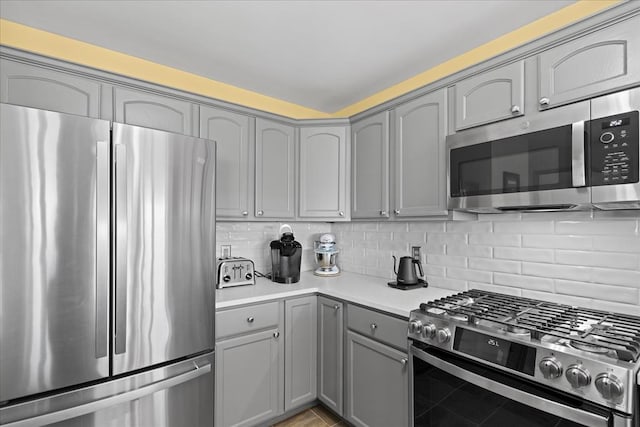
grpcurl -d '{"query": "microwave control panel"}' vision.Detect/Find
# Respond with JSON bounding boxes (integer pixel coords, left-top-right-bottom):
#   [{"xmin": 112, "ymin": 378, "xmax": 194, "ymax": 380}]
[{"xmin": 590, "ymin": 110, "xmax": 639, "ymax": 186}]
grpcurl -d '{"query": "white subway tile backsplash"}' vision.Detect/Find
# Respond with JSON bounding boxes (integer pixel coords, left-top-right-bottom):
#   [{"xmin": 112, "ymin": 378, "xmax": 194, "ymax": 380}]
[
  {"xmin": 592, "ymin": 236, "xmax": 640, "ymax": 253},
  {"xmin": 409, "ymin": 222, "xmax": 446, "ymax": 232},
  {"xmin": 469, "ymin": 233, "xmax": 521, "ymax": 247},
  {"xmin": 554, "ymin": 279, "xmax": 638, "ymax": 304},
  {"xmin": 366, "ymin": 231, "xmax": 391, "ymax": 241},
  {"xmin": 521, "ymin": 289, "xmax": 592, "ymax": 307},
  {"xmin": 493, "ymin": 221, "xmax": 554, "ymax": 234},
  {"xmin": 378, "ymin": 222, "xmax": 409, "ymax": 232},
  {"xmin": 555, "ymin": 220, "xmax": 638, "ymax": 236},
  {"xmin": 470, "ymin": 282, "xmax": 522, "ymax": 296},
  {"xmin": 445, "ymin": 221, "xmax": 492, "ymax": 233},
  {"xmin": 555, "ymin": 250, "xmax": 639, "ymax": 270},
  {"xmin": 523, "ymin": 234, "xmax": 592, "ymax": 250},
  {"xmin": 352, "ymin": 223, "xmax": 379, "ymax": 231},
  {"xmin": 428, "ymin": 277, "xmax": 468, "ymax": 291},
  {"xmin": 591, "ymin": 268, "xmax": 640, "ymax": 288},
  {"xmin": 428, "ymin": 232, "xmax": 467, "ymax": 245},
  {"xmin": 424, "ymin": 265, "xmax": 446, "ymax": 278},
  {"xmin": 493, "ymin": 247, "xmax": 554, "ymax": 263},
  {"xmin": 493, "ymin": 273, "xmax": 554, "ymax": 292},
  {"xmin": 446, "ymin": 244, "xmax": 492, "ymax": 258},
  {"xmin": 447, "ymin": 267, "xmax": 492, "ymax": 283},
  {"xmin": 522, "ymin": 262, "xmax": 591, "ymax": 282},
  {"xmin": 469, "ymin": 258, "xmax": 521, "ymax": 274}
]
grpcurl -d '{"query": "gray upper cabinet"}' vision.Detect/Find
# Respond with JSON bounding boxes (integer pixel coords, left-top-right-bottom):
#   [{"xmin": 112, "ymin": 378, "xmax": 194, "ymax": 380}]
[
  {"xmin": 345, "ymin": 331, "xmax": 409, "ymax": 427},
  {"xmin": 537, "ymin": 14, "xmax": 640, "ymax": 110},
  {"xmin": 113, "ymin": 87, "xmax": 196, "ymax": 135},
  {"xmin": 393, "ymin": 89, "xmax": 447, "ymax": 217},
  {"xmin": 200, "ymin": 106, "xmax": 252, "ymax": 219},
  {"xmin": 351, "ymin": 111, "xmax": 390, "ymax": 219},
  {"xmin": 284, "ymin": 296, "xmax": 317, "ymax": 411},
  {"xmin": 317, "ymin": 296, "xmax": 344, "ymax": 416},
  {"xmin": 255, "ymin": 118, "xmax": 296, "ymax": 219},
  {"xmin": 453, "ymin": 60, "xmax": 525, "ymax": 130},
  {"xmin": 298, "ymin": 126, "xmax": 349, "ymax": 220},
  {"xmin": 0, "ymin": 59, "xmax": 104, "ymax": 118}
]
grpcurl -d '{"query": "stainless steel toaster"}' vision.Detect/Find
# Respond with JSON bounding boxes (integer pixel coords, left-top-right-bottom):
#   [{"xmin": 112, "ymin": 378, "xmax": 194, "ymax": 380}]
[{"xmin": 216, "ymin": 257, "xmax": 255, "ymax": 288}]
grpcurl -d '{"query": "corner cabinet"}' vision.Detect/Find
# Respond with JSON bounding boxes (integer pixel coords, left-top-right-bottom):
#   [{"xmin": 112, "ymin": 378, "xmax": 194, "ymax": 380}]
[
  {"xmin": 284, "ymin": 296, "xmax": 317, "ymax": 411},
  {"xmin": 317, "ymin": 296, "xmax": 344, "ymax": 416},
  {"xmin": 200, "ymin": 106, "xmax": 253, "ymax": 219},
  {"xmin": 537, "ymin": 13, "xmax": 640, "ymax": 110},
  {"xmin": 0, "ymin": 59, "xmax": 109, "ymax": 119},
  {"xmin": 298, "ymin": 126, "xmax": 349, "ymax": 220},
  {"xmin": 393, "ymin": 89, "xmax": 447, "ymax": 217},
  {"xmin": 453, "ymin": 60, "xmax": 525, "ymax": 130},
  {"xmin": 351, "ymin": 111, "xmax": 390, "ymax": 219},
  {"xmin": 255, "ymin": 118, "xmax": 296, "ymax": 219},
  {"xmin": 114, "ymin": 87, "xmax": 197, "ymax": 135}
]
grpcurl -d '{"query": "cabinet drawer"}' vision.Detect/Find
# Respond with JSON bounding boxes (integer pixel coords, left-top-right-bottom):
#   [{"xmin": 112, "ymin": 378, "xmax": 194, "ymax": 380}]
[
  {"xmin": 216, "ymin": 301, "xmax": 280, "ymax": 340},
  {"xmin": 347, "ymin": 305, "xmax": 407, "ymax": 350}
]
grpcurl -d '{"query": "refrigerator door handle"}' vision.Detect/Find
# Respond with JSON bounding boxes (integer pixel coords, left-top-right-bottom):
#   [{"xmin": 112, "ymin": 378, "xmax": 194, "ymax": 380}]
[
  {"xmin": 115, "ymin": 143, "xmax": 128, "ymax": 355},
  {"xmin": 95, "ymin": 140, "xmax": 110, "ymax": 359},
  {"xmin": 2, "ymin": 362, "xmax": 212, "ymax": 427}
]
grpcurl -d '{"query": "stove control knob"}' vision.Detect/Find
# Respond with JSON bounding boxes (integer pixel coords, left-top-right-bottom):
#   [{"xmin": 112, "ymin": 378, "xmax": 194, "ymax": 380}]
[
  {"xmin": 595, "ymin": 373, "xmax": 624, "ymax": 401},
  {"xmin": 539, "ymin": 357, "xmax": 563, "ymax": 379},
  {"xmin": 566, "ymin": 365, "xmax": 591, "ymax": 389},
  {"xmin": 422, "ymin": 323, "xmax": 437, "ymax": 339},
  {"xmin": 409, "ymin": 320, "xmax": 423, "ymax": 334},
  {"xmin": 436, "ymin": 328, "xmax": 451, "ymax": 344}
]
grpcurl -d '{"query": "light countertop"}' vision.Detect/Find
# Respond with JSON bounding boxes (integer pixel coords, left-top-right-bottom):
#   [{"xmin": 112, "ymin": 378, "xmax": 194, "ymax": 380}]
[{"xmin": 215, "ymin": 271, "xmax": 456, "ymax": 319}]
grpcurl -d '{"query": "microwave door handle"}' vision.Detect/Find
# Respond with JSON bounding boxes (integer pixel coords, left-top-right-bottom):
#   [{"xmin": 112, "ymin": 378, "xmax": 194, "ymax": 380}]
[
  {"xmin": 572, "ymin": 121, "xmax": 586, "ymax": 187},
  {"xmin": 411, "ymin": 346, "xmax": 610, "ymax": 427}
]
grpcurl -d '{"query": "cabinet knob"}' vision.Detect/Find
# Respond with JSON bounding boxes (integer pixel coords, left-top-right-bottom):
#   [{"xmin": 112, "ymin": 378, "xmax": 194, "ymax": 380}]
[
  {"xmin": 394, "ymin": 209, "xmax": 400, "ymax": 215},
  {"xmin": 247, "ymin": 317, "xmax": 254, "ymax": 323},
  {"xmin": 273, "ymin": 331, "xmax": 280, "ymax": 339},
  {"xmin": 380, "ymin": 210, "xmax": 387, "ymax": 216},
  {"xmin": 400, "ymin": 358, "xmax": 408, "ymax": 367},
  {"xmin": 370, "ymin": 323, "xmax": 378, "ymax": 330},
  {"xmin": 338, "ymin": 211, "xmax": 345, "ymax": 217},
  {"xmin": 333, "ymin": 304, "xmax": 340, "ymax": 311},
  {"xmin": 511, "ymin": 105, "xmax": 521, "ymax": 114},
  {"xmin": 257, "ymin": 210, "xmax": 264, "ymax": 216},
  {"xmin": 241, "ymin": 211, "xmax": 248, "ymax": 216},
  {"xmin": 539, "ymin": 97, "xmax": 550, "ymax": 106}
]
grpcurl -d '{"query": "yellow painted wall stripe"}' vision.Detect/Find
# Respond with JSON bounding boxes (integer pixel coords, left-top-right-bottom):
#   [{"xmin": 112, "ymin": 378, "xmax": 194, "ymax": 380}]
[{"xmin": 0, "ymin": 0, "xmax": 623, "ymax": 119}]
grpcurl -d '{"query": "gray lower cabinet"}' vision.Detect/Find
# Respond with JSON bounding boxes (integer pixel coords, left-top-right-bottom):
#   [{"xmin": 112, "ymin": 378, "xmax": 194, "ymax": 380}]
[
  {"xmin": 215, "ymin": 328, "xmax": 283, "ymax": 427},
  {"xmin": 393, "ymin": 89, "xmax": 447, "ymax": 217},
  {"xmin": 345, "ymin": 330, "xmax": 409, "ymax": 427},
  {"xmin": 298, "ymin": 126, "xmax": 349, "ymax": 220},
  {"xmin": 317, "ymin": 296, "xmax": 344, "ymax": 416},
  {"xmin": 453, "ymin": 60, "xmax": 524, "ymax": 130},
  {"xmin": 351, "ymin": 111, "xmax": 390, "ymax": 219},
  {"xmin": 113, "ymin": 86, "xmax": 197, "ymax": 135},
  {"xmin": 0, "ymin": 59, "xmax": 108, "ymax": 118},
  {"xmin": 537, "ymin": 13, "xmax": 640, "ymax": 110},
  {"xmin": 284, "ymin": 296, "xmax": 318, "ymax": 411},
  {"xmin": 255, "ymin": 118, "xmax": 296, "ymax": 219},
  {"xmin": 200, "ymin": 106, "xmax": 252, "ymax": 219}
]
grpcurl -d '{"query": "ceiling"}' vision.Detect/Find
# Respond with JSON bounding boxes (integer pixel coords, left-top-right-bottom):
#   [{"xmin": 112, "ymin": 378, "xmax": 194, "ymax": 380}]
[{"xmin": 0, "ymin": 0, "xmax": 581, "ymax": 114}]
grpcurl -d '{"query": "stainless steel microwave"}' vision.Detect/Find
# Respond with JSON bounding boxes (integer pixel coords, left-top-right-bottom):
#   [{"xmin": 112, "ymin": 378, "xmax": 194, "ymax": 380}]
[{"xmin": 446, "ymin": 87, "xmax": 640, "ymax": 213}]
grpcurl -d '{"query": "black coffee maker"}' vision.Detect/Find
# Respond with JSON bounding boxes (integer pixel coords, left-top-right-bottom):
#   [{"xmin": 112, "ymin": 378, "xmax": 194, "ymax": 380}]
[{"xmin": 270, "ymin": 224, "xmax": 302, "ymax": 283}]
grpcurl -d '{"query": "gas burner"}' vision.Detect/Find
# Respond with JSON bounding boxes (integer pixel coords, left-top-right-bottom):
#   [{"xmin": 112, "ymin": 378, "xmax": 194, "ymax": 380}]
[
  {"xmin": 504, "ymin": 325, "xmax": 531, "ymax": 339},
  {"xmin": 569, "ymin": 340, "xmax": 611, "ymax": 354}
]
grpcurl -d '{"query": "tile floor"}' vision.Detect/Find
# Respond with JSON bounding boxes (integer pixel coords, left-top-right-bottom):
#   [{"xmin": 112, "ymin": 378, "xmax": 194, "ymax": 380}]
[{"xmin": 272, "ymin": 405, "xmax": 347, "ymax": 427}]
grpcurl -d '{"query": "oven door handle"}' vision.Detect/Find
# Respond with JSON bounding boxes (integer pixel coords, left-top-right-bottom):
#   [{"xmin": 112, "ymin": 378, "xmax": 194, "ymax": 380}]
[
  {"xmin": 571, "ymin": 121, "xmax": 586, "ymax": 187},
  {"xmin": 411, "ymin": 346, "xmax": 610, "ymax": 427}
]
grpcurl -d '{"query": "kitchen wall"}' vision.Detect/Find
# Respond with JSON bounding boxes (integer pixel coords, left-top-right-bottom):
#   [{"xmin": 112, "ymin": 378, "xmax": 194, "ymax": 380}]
[
  {"xmin": 332, "ymin": 210, "xmax": 640, "ymax": 316},
  {"xmin": 216, "ymin": 222, "xmax": 332, "ymax": 275}
]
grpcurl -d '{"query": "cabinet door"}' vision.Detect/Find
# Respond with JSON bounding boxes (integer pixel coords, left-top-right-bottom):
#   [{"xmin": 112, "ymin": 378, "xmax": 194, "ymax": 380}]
[
  {"xmin": 200, "ymin": 106, "xmax": 251, "ymax": 219},
  {"xmin": 351, "ymin": 111, "xmax": 390, "ymax": 219},
  {"xmin": 454, "ymin": 60, "xmax": 524, "ymax": 130},
  {"xmin": 215, "ymin": 328, "xmax": 282, "ymax": 427},
  {"xmin": 538, "ymin": 14, "xmax": 640, "ymax": 110},
  {"xmin": 0, "ymin": 59, "xmax": 103, "ymax": 118},
  {"xmin": 255, "ymin": 118, "xmax": 295, "ymax": 219},
  {"xmin": 114, "ymin": 87, "xmax": 196, "ymax": 135},
  {"xmin": 345, "ymin": 331, "xmax": 409, "ymax": 427},
  {"xmin": 393, "ymin": 89, "xmax": 447, "ymax": 217},
  {"xmin": 284, "ymin": 296, "xmax": 317, "ymax": 411},
  {"xmin": 299, "ymin": 126, "xmax": 348, "ymax": 220},
  {"xmin": 317, "ymin": 296, "xmax": 344, "ymax": 416}
]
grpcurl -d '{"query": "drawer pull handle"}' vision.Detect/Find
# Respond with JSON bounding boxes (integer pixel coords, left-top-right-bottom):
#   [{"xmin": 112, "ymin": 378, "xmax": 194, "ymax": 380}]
[
  {"xmin": 401, "ymin": 358, "xmax": 408, "ymax": 367},
  {"xmin": 333, "ymin": 304, "xmax": 340, "ymax": 311},
  {"xmin": 273, "ymin": 331, "xmax": 280, "ymax": 338},
  {"xmin": 247, "ymin": 317, "xmax": 254, "ymax": 323},
  {"xmin": 370, "ymin": 323, "xmax": 378, "ymax": 330},
  {"xmin": 539, "ymin": 97, "xmax": 550, "ymax": 106}
]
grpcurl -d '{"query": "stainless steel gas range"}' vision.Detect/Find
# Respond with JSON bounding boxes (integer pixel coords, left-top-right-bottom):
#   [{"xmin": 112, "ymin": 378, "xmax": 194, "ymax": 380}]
[{"xmin": 408, "ymin": 290, "xmax": 640, "ymax": 427}]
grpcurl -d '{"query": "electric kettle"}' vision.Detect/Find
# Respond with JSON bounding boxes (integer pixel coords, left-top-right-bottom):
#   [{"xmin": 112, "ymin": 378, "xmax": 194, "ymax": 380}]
[{"xmin": 392, "ymin": 255, "xmax": 424, "ymax": 285}]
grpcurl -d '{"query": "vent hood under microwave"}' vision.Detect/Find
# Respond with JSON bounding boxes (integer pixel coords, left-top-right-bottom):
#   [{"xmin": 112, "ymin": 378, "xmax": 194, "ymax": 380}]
[{"xmin": 446, "ymin": 87, "xmax": 640, "ymax": 213}]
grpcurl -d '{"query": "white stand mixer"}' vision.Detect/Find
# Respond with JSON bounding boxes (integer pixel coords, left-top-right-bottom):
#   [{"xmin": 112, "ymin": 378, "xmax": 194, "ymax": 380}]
[{"xmin": 313, "ymin": 233, "xmax": 340, "ymax": 276}]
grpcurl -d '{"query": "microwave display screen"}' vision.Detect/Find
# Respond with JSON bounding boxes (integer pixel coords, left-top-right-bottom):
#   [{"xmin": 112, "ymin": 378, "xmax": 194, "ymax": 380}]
[
  {"xmin": 602, "ymin": 117, "xmax": 630, "ymax": 129},
  {"xmin": 451, "ymin": 125, "xmax": 574, "ymax": 197}
]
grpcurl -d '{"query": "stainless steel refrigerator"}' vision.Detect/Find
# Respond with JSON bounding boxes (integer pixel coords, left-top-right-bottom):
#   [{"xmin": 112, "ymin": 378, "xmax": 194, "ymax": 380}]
[{"xmin": 0, "ymin": 103, "xmax": 216, "ymax": 426}]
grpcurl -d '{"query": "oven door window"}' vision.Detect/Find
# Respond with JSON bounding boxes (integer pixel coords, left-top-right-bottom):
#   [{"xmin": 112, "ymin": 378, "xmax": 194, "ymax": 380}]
[
  {"xmin": 450, "ymin": 125, "xmax": 575, "ymax": 197},
  {"xmin": 413, "ymin": 349, "xmax": 611, "ymax": 427}
]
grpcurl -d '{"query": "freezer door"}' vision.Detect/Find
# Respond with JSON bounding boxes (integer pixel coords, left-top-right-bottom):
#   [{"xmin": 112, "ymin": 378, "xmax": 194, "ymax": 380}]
[
  {"xmin": 0, "ymin": 352, "xmax": 214, "ymax": 427},
  {"xmin": 0, "ymin": 104, "xmax": 111, "ymax": 401},
  {"xmin": 112, "ymin": 123, "xmax": 216, "ymax": 374}
]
